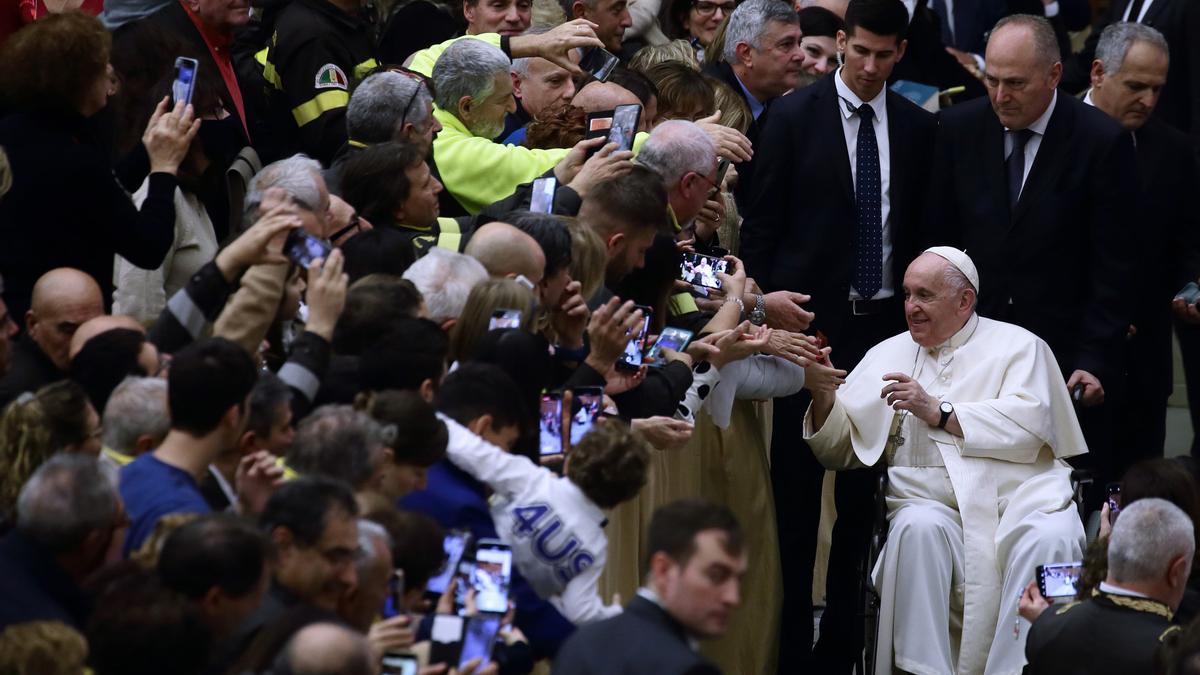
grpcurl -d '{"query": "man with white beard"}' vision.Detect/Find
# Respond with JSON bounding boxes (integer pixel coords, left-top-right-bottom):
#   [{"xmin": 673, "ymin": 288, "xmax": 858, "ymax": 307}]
[{"xmin": 803, "ymin": 247, "xmax": 1087, "ymax": 674}]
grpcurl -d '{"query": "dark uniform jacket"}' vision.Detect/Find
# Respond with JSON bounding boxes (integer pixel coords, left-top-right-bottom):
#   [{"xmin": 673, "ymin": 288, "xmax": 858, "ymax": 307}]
[
  {"xmin": 259, "ymin": 0, "xmax": 377, "ymax": 164},
  {"xmin": 1023, "ymin": 590, "xmax": 1180, "ymax": 675}
]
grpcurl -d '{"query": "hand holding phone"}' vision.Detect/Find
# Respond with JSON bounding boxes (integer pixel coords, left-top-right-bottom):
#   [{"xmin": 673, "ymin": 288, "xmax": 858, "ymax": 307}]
[
  {"xmin": 646, "ymin": 327, "xmax": 694, "ymax": 366},
  {"xmin": 579, "ymin": 47, "xmax": 619, "ymax": 81},
  {"xmin": 530, "ymin": 177, "xmax": 556, "ymax": 213},
  {"xmin": 569, "ymin": 386, "xmax": 604, "ymax": 445},
  {"xmin": 1036, "ymin": 561, "xmax": 1083, "ymax": 599},
  {"xmin": 679, "ymin": 252, "xmax": 730, "ymax": 290},
  {"xmin": 172, "ymin": 57, "xmax": 198, "ymax": 106},
  {"xmin": 539, "ymin": 392, "xmax": 567, "ymax": 457},
  {"xmin": 489, "ymin": 308, "xmax": 523, "ymax": 330},
  {"xmin": 616, "ymin": 305, "xmax": 652, "ymax": 372},
  {"xmin": 284, "ymin": 228, "xmax": 332, "ymax": 268}
]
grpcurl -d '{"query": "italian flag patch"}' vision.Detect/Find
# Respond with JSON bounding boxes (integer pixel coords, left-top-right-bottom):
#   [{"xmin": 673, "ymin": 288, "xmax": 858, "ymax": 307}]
[{"xmin": 315, "ymin": 64, "xmax": 348, "ymax": 90}]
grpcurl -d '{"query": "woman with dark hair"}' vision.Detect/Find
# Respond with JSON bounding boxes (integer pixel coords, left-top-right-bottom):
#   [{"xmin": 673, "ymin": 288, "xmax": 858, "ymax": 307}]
[
  {"xmin": 0, "ymin": 12, "xmax": 197, "ymax": 324},
  {"xmin": 470, "ymin": 328, "xmax": 553, "ymax": 464},
  {"xmin": 68, "ymin": 327, "xmax": 161, "ymax": 413},
  {"xmin": 656, "ymin": 0, "xmax": 737, "ymax": 61}
]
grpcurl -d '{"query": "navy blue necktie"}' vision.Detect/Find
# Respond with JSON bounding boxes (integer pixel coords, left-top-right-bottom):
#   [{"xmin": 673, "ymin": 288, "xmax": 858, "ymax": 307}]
[
  {"xmin": 930, "ymin": 0, "xmax": 954, "ymax": 48},
  {"xmin": 1007, "ymin": 128, "xmax": 1033, "ymax": 209},
  {"xmin": 854, "ymin": 103, "xmax": 882, "ymax": 300}
]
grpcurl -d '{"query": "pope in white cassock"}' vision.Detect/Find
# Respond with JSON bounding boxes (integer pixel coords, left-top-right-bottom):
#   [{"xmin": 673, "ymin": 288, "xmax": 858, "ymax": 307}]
[{"xmin": 803, "ymin": 247, "xmax": 1088, "ymax": 675}]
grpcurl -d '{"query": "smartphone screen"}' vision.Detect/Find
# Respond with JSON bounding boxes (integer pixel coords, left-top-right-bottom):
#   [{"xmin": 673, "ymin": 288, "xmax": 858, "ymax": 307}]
[
  {"xmin": 1037, "ymin": 561, "xmax": 1083, "ymax": 599},
  {"xmin": 579, "ymin": 47, "xmax": 619, "ymax": 81},
  {"xmin": 539, "ymin": 393, "xmax": 566, "ymax": 457},
  {"xmin": 607, "ymin": 104, "xmax": 641, "ymax": 153},
  {"xmin": 426, "ymin": 531, "xmax": 470, "ymax": 595},
  {"xmin": 172, "ymin": 57, "xmax": 198, "ymax": 106},
  {"xmin": 569, "ymin": 387, "xmax": 603, "ymax": 446},
  {"xmin": 530, "ymin": 177, "xmax": 556, "ymax": 214},
  {"xmin": 645, "ymin": 327, "xmax": 694, "ymax": 365},
  {"xmin": 714, "ymin": 158, "xmax": 730, "ymax": 189},
  {"xmin": 489, "ymin": 308, "xmax": 522, "ymax": 330},
  {"xmin": 429, "ymin": 614, "xmax": 466, "ymax": 667},
  {"xmin": 679, "ymin": 252, "xmax": 729, "ymax": 290},
  {"xmin": 380, "ymin": 653, "xmax": 419, "ymax": 675},
  {"xmin": 1106, "ymin": 482, "xmax": 1121, "ymax": 522},
  {"xmin": 457, "ymin": 615, "xmax": 501, "ymax": 670},
  {"xmin": 471, "ymin": 541, "xmax": 513, "ymax": 614},
  {"xmin": 618, "ymin": 307, "xmax": 652, "ymax": 371},
  {"xmin": 284, "ymin": 229, "xmax": 332, "ymax": 268}
]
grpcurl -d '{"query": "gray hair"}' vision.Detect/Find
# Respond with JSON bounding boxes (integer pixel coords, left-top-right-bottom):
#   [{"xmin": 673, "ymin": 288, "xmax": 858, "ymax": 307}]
[
  {"xmin": 101, "ymin": 376, "xmax": 169, "ymax": 454},
  {"xmin": 723, "ymin": 0, "xmax": 800, "ymax": 63},
  {"xmin": 244, "ymin": 155, "xmax": 324, "ymax": 225},
  {"xmin": 432, "ymin": 39, "xmax": 512, "ymax": 113},
  {"xmin": 356, "ymin": 519, "xmax": 392, "ymax": 565},
  {"xmin": 348, "ymin": 72, "xmax": 434, "ymax": 144},
  {"xmin": 285, "ymin": 405, "xmax": 392, "ymax": 491},
  {"xmin": 637, "ymin": 120, "xmax": 717, "ymax": 187},
  {"xmin": 17, "ymin": 454, "xmax": 119, "ymax": 552},
  {"xmin": 939, "ymin": 261, "xmax": 977, "ymax": 310},
  {"xmin": 402, "ymin": 248, "xmax": 490, "ymax": 324},
  {"xmin": 1108, "ymin": 497, "xmax": 1195, "ymax": 585},
  {"xmin": 991, "ymin": 14, "xmax": 1061, "ymax": 66},
  {"xmin": 1095, "ymin": 21, "xmax": 1169, "ymax": 75}
]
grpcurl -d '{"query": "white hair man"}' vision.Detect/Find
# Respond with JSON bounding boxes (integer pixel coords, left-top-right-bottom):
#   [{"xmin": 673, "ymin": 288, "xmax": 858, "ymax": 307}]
[
  {"xmin": 402, "ymin": 248, "xmax": 489, "ymax": 331},
  {"xmin": 100, "ymin": 376, "xmax": 170, "ymax": 478},
  {"xmin": 345, "ymin": 72, "xmax": 443, "ymax": 159},
  {"xmin": 1085, "ymin": 22, "xmax": 1200, "ymax": 482},
  {"xmin": 1024, "ymin": 498, "xmax": 1193, "ymax": 674},
  {"xmin": 717, "ymin": 0, "xmax": 803, "ymax": 125},
  {"xmin": 805, "ymin": 247, "xmax": 1089, "ymax": 674}
]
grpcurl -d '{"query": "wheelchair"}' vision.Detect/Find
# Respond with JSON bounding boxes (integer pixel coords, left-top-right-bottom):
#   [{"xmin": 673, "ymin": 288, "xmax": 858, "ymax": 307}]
[{"xmin": 852, "ymin": 469, "xmax": 1094, "ymax": 675}]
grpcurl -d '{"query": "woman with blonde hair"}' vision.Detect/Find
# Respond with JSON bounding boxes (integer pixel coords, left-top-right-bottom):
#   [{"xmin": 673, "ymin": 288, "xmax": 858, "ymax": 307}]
[
  {"xmin": 564, "ymin": 218, "xmax": 607, "ymax": 302},
  {"xmin": 643, "ymin": 61, "xmax": 716, "ymax": 122},
  {"xmin": 0, "ymin": 380, "xmax": 102, "ymax": 517},
  {"xmin": 447, "ymin": 279, "xmax": 538, "ymax": 364},
  {"xmin": 629, "ymin": 39, "xmax": 702, "ymax": 72}
]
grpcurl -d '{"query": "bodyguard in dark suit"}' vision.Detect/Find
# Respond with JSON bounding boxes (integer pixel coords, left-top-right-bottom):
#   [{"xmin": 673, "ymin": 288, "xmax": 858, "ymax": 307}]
[
  {"xmin": 1084, "ymin": 23, "xmax": 1200, "ymax": 465},
  {"xmin": 1061, "ymin": 0, "xmax": 1200, "ymax": 137},
  {"xmin": 926, "ymin": 14, "xmax": 1138, "ymax": 494},
  {"xmin": 553, "ymin": 500, "xmax": 745, "ymax": 675},
  {"xmin": 702, "ymin": 0, "xmax": 802, "ymax": 206},
  {"xmin": 740, "ymin": 0, "xmax": 935, "ymax": 670}
]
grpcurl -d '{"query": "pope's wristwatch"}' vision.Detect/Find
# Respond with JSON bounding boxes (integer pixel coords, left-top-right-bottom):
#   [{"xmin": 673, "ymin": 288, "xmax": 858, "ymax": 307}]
[
  {"xmin": 749, "ymin": 293, "xmax": 767, "ymax": 326},
  {"xmin": 937, "ymin": 401, "xmax": 954, "ymax": 429}
]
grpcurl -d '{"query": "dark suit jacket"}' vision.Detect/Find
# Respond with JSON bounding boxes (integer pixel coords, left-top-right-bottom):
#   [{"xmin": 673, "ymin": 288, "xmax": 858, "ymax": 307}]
[
  {"xmin": 553, "ymin": 595, "xmax": 721, "ymax": 675},
  {"xmin": 925, "ymin": 94, "xmax": 1138, "ymax": 382},
  {"xmin": 740, "ymin": 73, "xmax": 937, "ymax": 343},
  {"xmin": 1128, "ymin": 117, "xmax": 1200, "ymax": 394},
  {"xmin": 1023, "ymin": 592, "xmax": 1177, "ymax": 675},
  {"xmin": 1061, "ymin": 0, "xmax": 1200, "ymax": 136},
  {"xmin": 703, "ymin": 61, "xmax": 770, "ymax": 207},
  {"xmin": 891, "ymin": 0, "xmax": 988, "ymax": 102}
]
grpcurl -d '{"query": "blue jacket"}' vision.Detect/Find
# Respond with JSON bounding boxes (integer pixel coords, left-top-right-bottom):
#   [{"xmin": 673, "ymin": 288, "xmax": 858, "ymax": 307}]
[
  {"xmin": 0, "ymin": 530, "xmax": 92, "ymax": 631},
  {"xmin": 400, "ymin": 460, "xmax": 576, "ymax": 659}
]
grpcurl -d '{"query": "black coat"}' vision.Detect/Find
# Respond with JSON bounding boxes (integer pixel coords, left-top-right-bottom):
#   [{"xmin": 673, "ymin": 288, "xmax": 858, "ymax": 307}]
[
  {"xmin": 702, "ymin": 61, "xmax": 770, "ymax": 206},
  {"xmin": 0, "ymin": 111, "xmax": 177, "ymax": 323},
  {"xmin": 553, "ymin": 596, "xmax": 721, "ymax": 675},
  {"xmin": 1128, "ymin": 117, "xmax": 1200, "ymax": 396},
  {"xmin": 739, "ymin": 73, "xmax": 936, "ymax": 342},
  {"xmin": 0, "ymin": 530, "xmax": 92, "ymax": 632},
  {"xmin": 925, "ymin": 94, "xmax": 1139, "ymax": 382},
  {"xmin": 1061, "ymin": 0, "xmax": 1200, "ymax": 137},
  {"xmin": 0, "ymin": 335, "xmax": 63, "ymax": 409},
  {"xmin": 1023, "ymin": 592, "xmax": 1177, "ymax": 675}
]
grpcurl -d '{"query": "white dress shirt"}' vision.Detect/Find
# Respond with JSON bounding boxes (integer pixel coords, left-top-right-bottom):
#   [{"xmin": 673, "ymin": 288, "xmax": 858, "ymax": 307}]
[
  {"xmin": 834, "ymin": 67, "xmax": 894, "ymax": 301},
  {"xmin": 1003, "ymin": 90, "xmax": 1057, "ymax": 196}
]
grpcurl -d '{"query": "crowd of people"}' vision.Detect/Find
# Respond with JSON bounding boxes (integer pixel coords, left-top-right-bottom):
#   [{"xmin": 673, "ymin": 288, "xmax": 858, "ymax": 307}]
[{"xmin": 0, "ymin": 0, "xmax": 1196, "ymax": 672}]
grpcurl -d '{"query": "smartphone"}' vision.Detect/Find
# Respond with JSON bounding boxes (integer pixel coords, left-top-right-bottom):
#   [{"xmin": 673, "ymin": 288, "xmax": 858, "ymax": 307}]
[
  {"xmin": 616, "ymin": 305, "xmax": 652, "ymax": 372},
  {"xmin": 579, "ymin": 47, "xmax": 619, "ymax": 82},
  {"xmin": 645, "ymin": 327, "xmax": 694, "ymax": 366},
  {"xmin": 457, "ymin": 615, "xmax": 501, "ymax": 670},
  {"xmin": 425, "ymin": 530, "xmax": 471, "ymax": 598},
  {"xmin": 569, "ymin": 386, "xmax": 603, "ymax": 445},
  {"xmin": 380, "ymin": 653, "xmax": 419, "ymax": 675},
  {"xmin": 469, "ymin": 540, "xmax": 513, "ymax": 615},
  {"xmin": 1106, "ymin": 482, "xmax": 1121, "ymax": 523},
  {"xmin": 1036, "ymin": 561, "xmax": 1083, "ymax": 600},
  {"xmin": 284, "ymin": 228, "xmax": 332, "ymax": 268},
  {"xmin": 539, "ymin": 392, "xmax": 566, "ymax": 457},
  {"xmin": 383, "ymin": 569, "xmax": 406, "ymax": 618},
  {"xmin": 172, "ymin": 56, "xmax": 198, "ymax": 106},
  {"xmin": 607, "ymin": 104, "xmax": 641, "ymax": 153},
  {"xmin": 429, "ymin": 614, "xmax": 466, "ymax": 667},
  {"xmin": 1178, "ymin": 282, "xmax": 1200, "ymax": 305},
  {"xmin": 489, "ymin": 308, "xmax": 523, "ymax": 330},
  {"xmin": 530, "ymin": 177, "xmax": 556, "ymax": 214},
  {"xmin": 679, "ymin": 252, "xmax": 730, "ymax": 290},
  {"xmin": 714, "ymin": 158, "xmax": 731, "ymax": 190}
]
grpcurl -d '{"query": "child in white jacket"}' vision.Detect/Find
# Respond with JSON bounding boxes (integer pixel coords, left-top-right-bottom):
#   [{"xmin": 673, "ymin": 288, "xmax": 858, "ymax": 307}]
[{"xmin": 439, "ymin": 412, "xmax": 650, "ymax": 625}]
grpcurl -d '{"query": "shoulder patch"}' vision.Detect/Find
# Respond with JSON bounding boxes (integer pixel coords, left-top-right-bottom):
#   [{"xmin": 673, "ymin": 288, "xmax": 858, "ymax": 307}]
[{"xmin": 315, "ymin": 64, "xmax": 348, "ymax": 90}]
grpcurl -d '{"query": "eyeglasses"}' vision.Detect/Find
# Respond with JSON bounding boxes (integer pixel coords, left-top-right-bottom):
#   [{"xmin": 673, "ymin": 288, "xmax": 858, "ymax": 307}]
[
  {"xmin": 329, "ymin": 213, "xmax": 361, "ymax": 242},
  {"xmin": 387, "ymin": 66, "xmax": 437, "ymax": 130},
  {"xmin": 693, "ymin": 0, "xmax": 736, "ymax": 15},
  {"xmin": 691, "ymin": 170, "xmax": 722, "ymax": 199}
]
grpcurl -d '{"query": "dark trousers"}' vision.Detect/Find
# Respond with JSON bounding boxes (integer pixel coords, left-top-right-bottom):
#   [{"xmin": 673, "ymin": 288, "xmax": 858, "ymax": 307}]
[
  {"xmin": 1176, "ymin": 319, "xmax": 1200, "ymax": 457},
  {"xmin": 772, "ymin": 301, "xmax": 905, "ymax": 674}
]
